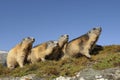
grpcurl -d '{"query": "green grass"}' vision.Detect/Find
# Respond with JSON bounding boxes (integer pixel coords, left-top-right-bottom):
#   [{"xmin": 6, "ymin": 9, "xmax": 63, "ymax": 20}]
[
  {"xmin": 93, "ymin": 53, "xmax": 120, "ymax": 69},
  {"xmin": 0, "ymin": 45, "xmax": 120, "ymax": 79},
  {"xmin": 92, "ymin": 45, "xmax": 120, "ymax": 69}
]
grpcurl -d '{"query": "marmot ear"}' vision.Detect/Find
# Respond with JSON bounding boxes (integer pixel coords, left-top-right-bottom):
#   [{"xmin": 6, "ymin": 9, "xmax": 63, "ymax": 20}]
[
  {"xmin": 93, "ymin": 28, "xmax": 96, "ymax": 30},
  {"xmin": 21, "ymin": 37, "xmax": 28, "ymax": 43},
  {"xmin": 22, "ymin": 37, "xmax": 30, "ymax": 41},
  {"xmin": 27, "ymin": 37, "xmax": 31, "ymax": 39}
]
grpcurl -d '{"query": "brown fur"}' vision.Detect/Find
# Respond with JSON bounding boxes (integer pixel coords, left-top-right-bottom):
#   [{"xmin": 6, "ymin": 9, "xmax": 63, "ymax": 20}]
[
  {"xmin": 63, "ymin": 27, "xmax": 102, "ymax": 59},
  {"xmin": 27, "ymin": 41, "xmax": 58, "ymax": 63},
  {"xmin": 45, "ymin": 34, "xmax": 69, "ymax": 60},
  {"xmin": 7, "ymin": 37, "xmax": 35, "ymax": 69}
]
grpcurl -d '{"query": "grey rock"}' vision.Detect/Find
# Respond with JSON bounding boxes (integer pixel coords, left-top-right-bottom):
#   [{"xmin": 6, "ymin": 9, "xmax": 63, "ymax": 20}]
[
  {"xmin": 54, "ymin": 67, "xmax": 120, "ymax": 80},
  {"xmin": 0, "ymin": 67, "xmax": 119, "ymax": 80},
  {"xmin": 0, "ymin": 50, "xmax": 8, "ymax": 66},
  {"xmin": 0, "ymin": 74, "xmax": 45, "ymax": 80}
]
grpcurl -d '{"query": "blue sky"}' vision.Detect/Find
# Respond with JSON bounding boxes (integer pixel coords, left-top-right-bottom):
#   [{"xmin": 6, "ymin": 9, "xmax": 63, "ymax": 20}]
[{"xmin": 0, "ymin": 0, "xmax": 120, "ymax": 51}]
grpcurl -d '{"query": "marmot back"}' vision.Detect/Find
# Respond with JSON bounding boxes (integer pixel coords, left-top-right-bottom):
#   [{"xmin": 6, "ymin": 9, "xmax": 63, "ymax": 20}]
[
  {"xmin": 27, "ymin": 40, "xmax": 59, "ymax": 63},
  {"xmin": 63, "ymin": 27, "xmax": 102, "ymax": 59}
]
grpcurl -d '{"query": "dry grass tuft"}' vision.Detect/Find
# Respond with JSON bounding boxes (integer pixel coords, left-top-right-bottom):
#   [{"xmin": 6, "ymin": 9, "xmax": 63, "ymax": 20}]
[{"xmin": 0, "ymin": 45, "xmax": 120, "ymax": 79}]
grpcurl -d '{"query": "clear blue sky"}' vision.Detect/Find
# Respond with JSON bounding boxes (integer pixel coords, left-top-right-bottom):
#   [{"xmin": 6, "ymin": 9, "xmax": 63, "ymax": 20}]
[{"xmin": 0, "ymin": 0, "xmax": 120, "ymax": 51}]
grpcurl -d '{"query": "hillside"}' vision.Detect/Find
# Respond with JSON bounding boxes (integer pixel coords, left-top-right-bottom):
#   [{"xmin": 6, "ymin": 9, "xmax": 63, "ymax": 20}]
[{"xmin": 0, "ymin": 45, "xmax": 120, "ymax": 80}]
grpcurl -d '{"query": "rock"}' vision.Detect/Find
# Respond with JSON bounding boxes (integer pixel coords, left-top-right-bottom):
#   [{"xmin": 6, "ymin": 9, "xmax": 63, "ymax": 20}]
[
  {"xmin": 114, "ymin": 69, "xmax": 120, "ymax": 80},
  {"xmin": 0, "ymin": 50, "xmax": 8, "ymax": 66},
  {"xmin": 54, "ymin": 67, "xmax": 120, "ymax": 80},
  {"xmin": 0, "ymin": 50, "xmax": 119, "ymax": 80},
  {"xmin": 0, "ymin": 74, "xmax": 45, "ymax": 80},
  {"xmin": 55, "ymin": 76, "xmax": 71, "ymax": 80},
  {"xmin": 0, "ymin": 67, "xmax": 119, "ymax": 80}
]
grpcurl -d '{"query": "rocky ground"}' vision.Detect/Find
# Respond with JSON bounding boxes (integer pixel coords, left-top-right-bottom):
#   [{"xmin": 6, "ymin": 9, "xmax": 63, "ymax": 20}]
[
  {"xmin": 0, "ymin": 51, "xmax": 120, "ymax": 80},
  {"xmin": 55, "ymin": 67, "xmax": 120, "ymax": 80},
  {"xmin": 0, "ymin": 67, "xmax": 119, "ymax": 80}
]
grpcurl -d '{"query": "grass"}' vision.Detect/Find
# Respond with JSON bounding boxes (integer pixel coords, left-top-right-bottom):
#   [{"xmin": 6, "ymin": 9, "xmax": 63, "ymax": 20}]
[
  {"xmin": 92, "ymin": 45, "xmax": 120, "ymax": 69},
  {"xmin": 0, "ymin": 45, "xmax": 120, "ymax": 79}
]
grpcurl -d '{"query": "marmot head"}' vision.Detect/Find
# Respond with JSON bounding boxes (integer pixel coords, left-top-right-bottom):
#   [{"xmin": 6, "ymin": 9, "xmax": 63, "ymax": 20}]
[
  {"xmin": 47, "ymin": 41, "xmax": 58, "ymax": 49},
  {"xmin": 21, "ymin": 37, "xmax": 35, "ymax": 49},
  {"xmin": 87, "ymin": 27, "xmax": 102, "ymax": 39},
  {"xmin": 58, "ymin": 34, "xmax": 69, "ymax": 48}
]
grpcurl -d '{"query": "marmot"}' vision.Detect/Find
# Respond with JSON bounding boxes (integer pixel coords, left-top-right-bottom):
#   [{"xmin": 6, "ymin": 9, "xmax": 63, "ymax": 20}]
[
  {"xmin": 63, "ymin": 27, "xmax": 102, "ymax": 59},
  {"xmin": 7, "ymin": 37, "xmax": 35, "ymax": 69},
  {"xmin": 27, "ymin": 41, "xmax": 58, "ymax": 63},
  {"xmin": 45, "ymin": 34, "xmax": 69, "ymax": 60}
]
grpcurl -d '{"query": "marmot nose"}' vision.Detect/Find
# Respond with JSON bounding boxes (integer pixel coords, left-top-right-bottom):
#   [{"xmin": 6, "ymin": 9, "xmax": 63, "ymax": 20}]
[{"xmin": 33, "ymin": 38, "xmax": 35, "ymax": 42}]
